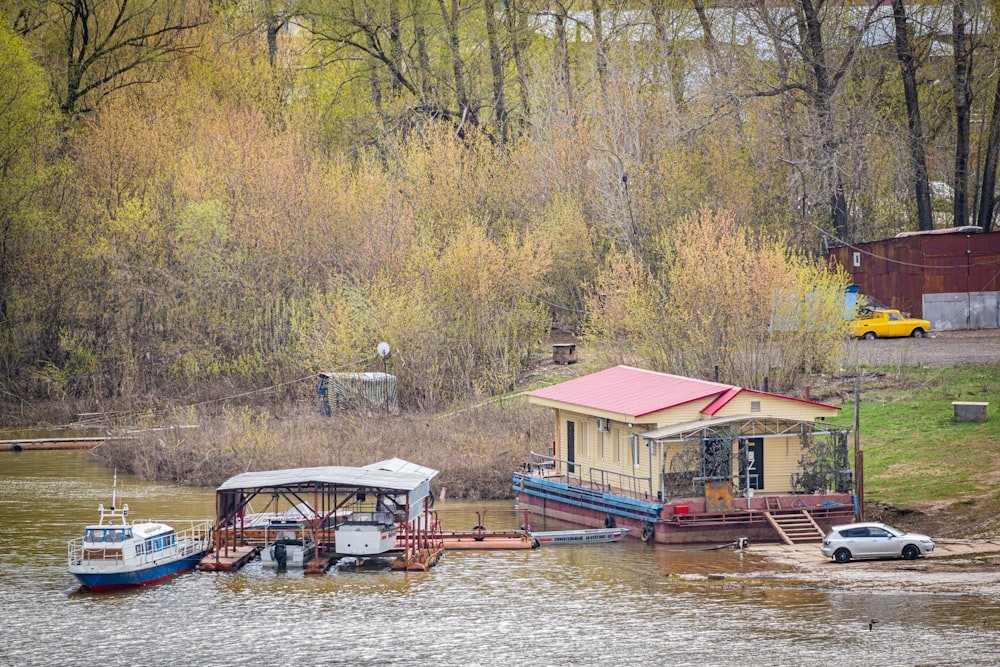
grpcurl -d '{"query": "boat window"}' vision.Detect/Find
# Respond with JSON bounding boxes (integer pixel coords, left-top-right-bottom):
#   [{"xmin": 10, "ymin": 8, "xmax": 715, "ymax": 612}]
[
  {"xmin": 106, "ymin": 530, "xmax": 125, "ymax": 543},
  {"xmin": 85, "ymin": 529, "xmax": 102, "ymax": 541}
]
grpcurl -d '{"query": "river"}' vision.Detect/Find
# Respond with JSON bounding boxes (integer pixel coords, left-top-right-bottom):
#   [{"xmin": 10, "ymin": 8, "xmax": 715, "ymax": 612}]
[{"xmin": 2, "ymin": 450, "xmax": 998, "ymax": 666}]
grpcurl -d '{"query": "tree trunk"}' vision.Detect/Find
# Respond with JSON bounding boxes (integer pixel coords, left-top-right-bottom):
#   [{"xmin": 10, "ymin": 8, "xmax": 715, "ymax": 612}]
[
  {"xmin": 592, "ymin": 0, "xmax": 607, "ymax": 100},
  {"xmin": 977, "ymin": 76, "xmax": 1000, "ymax": 231},
  {"xmin": 436, "ymin": 0, "xmax": 477, "ymax": 133},
  {"xmin": 650, "ymin": 0, "xmax": 685, "ymax": 112},
  {"xmin": 387, "ymin": 0, "xmax": 404, "ymax": 97},
  {"xmin": 483, "ymin": 0, "xmax": 508, "ymax": 144},
  {"xmin": 553, "ymin": 4, "xmax": 573, "ymax": 114},
  {"xmin": 953, "ymin": 0, "xmax": 971, "ymax": 227},
  {"xmin": 891, "ymin": 0, "xmax": 933, "ymax": 231},
  {"xmin": 690, "ymin": 0, "xmax": 720, "ymax": 79},
  {"xmin": 503, "ymin": 0, "xmax": 532, "ymax": 123},
  {"xmin": 267, "ymin": 20, "xmax": 280, "ymax": 68}
]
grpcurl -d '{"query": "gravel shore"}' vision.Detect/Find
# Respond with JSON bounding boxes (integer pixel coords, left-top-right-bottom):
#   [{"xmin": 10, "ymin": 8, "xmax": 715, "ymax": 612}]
[{"xmin": 738, "ymin": 539, "xmax": 1000, "ymax": 596}]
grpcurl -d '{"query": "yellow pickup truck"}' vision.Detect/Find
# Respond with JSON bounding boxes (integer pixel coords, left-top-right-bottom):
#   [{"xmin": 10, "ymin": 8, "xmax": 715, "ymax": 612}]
[{"xmin": 849, "ymin": 309, "xmax": 931, "ymax": 339}]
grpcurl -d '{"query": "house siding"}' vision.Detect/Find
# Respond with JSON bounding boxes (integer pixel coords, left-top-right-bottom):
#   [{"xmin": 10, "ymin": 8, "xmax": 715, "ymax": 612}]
[{"xmin": 713, "ymin": 394, "xmax": 838, "ymax": 421}]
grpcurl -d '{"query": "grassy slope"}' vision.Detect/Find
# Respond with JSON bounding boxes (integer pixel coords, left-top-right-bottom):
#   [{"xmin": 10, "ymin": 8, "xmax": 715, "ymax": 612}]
[{"xmin": 824, "ymin": 364, "xmax": 1000, "ymax": 537}]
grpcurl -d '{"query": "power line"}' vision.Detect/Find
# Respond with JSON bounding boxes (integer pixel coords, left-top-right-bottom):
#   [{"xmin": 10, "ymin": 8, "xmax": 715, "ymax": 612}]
[{"xmin": 815, "ymin": 222, "xmax": 1000, "ymax": 270}]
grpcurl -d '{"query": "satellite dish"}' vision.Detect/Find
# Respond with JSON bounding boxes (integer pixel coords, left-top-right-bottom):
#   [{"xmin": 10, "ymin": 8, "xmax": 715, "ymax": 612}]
[{"xmin": 377, "ymin": 342, "xmax": 391, "ymax": 358}]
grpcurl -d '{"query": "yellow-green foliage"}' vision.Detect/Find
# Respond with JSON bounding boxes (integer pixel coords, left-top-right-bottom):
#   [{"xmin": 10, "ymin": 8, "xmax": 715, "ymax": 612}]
[{"xmin": 587, "ymin": 208, "xmax": 849, "ymax": 390}]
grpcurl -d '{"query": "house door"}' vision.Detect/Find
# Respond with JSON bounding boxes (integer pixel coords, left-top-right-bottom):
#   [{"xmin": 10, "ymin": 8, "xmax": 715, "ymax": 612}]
[
  {"xmin": 566, "ymin": 421, "xmax": 576, "ymax": 473},
  {"xmin": 741, "ymin": 437, "xmax": 764, "ymax": 490}
]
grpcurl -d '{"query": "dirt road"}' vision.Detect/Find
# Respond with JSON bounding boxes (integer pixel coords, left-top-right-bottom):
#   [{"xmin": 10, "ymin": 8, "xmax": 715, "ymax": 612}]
[{"xmin": 842, "ymin": 328, "xmax": 1000, "ymax": 367}]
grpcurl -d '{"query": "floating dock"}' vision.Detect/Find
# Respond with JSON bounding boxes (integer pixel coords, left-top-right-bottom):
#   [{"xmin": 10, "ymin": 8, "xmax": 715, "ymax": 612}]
[
  {"xmin": 199, "ymin": 545, "xmax": 260, "ymax": 572},
  {"xmin": 0, "ymin": 437, "xmax": 106, "ymax": 452}
]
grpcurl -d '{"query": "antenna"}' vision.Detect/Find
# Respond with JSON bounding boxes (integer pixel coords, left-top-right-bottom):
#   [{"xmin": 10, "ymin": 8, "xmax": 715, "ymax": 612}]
[
  {"xmin": 376, "ymin": 342, "xmax": 391, "ymax": 415},
  {"xmin": 111, "ymin": 469, "xmax": 118, "ymax": 511}
]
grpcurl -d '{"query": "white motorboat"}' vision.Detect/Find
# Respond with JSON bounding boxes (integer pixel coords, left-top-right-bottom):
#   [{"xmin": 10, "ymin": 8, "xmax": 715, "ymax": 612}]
[
  {"xmin": 335, "ymin": 511, "xmax": 398, "ymax": 555},
  {"xmin": 531, "ymin": 527, "xmax": 630, "ymax": 546},
  {"xmin": 259, "ymin": 522, "xmax": 316, "ymax": 568}
]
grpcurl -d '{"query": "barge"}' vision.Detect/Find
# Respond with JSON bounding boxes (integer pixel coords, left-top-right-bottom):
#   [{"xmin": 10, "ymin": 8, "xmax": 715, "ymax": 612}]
[{"xmin": 518, "ymin": 365, "xmax": 859, "ymax": 545}]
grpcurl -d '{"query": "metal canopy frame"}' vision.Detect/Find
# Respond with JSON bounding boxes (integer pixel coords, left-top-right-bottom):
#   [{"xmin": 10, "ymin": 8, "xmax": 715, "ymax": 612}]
[
  {"xmin": 640, "ymin": 416, "xmax": 852, "ymax": 502},
  {"xmin": 209, "ymin": 459, "xmax": 441, "ymax": 572}
]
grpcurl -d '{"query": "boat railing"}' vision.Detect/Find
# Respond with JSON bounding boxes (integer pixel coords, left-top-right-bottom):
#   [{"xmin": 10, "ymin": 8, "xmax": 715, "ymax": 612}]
[{"xmin": 68, "ymin": 519, "xmax": 213, "ymax": 567}]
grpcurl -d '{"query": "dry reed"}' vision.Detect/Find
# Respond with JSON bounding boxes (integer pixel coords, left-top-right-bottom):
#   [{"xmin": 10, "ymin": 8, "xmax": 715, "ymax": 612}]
[{"xmin": 90, "ymin": 400, "xmax": 549, "ymax": 500}]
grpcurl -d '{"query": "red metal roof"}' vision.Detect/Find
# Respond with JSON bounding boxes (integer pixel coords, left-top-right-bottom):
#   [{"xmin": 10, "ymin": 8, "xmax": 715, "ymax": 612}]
[
  {"xmin": 526, "ymin": 365, "xmax": 839, "ymax": 417},
  {"xmin": 527, "ymin": 366, "xmax": 731, "ymax": 417}
]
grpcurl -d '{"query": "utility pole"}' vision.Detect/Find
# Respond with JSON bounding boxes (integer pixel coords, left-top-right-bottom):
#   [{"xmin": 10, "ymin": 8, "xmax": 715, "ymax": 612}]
[{"xmin": 854, "ymin": 379, "xmax": 864, "ymax": 522}]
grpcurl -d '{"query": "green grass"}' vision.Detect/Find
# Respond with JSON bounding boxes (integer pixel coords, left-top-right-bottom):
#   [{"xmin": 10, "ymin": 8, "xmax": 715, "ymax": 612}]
[{"xmin": 826, "ymin": 364, "xmax": 1000, "ymax": 507}]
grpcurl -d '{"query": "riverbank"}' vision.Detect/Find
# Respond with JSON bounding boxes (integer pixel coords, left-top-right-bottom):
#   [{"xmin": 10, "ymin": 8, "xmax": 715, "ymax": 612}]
[{"xmin": 734, "ymin": 539, "xmax": 1000, "ymax": 597}]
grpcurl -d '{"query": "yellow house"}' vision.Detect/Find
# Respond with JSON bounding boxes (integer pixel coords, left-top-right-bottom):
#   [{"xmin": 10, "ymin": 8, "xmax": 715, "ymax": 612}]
[{"xmin": 520, "ymin": 365, "xmax": 855, "ymax": 544}]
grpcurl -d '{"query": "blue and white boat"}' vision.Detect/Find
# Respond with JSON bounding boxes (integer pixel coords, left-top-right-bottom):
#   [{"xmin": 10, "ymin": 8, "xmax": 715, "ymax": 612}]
[{"xmin": 67, "ymin": 481, "xmax": 212, "ymax": 593}]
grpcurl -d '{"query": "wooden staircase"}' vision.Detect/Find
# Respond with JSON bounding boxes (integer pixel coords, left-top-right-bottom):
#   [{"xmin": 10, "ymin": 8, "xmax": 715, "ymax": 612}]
[{"xmin": 764, "ymin": 509, "xmax": 826, "ymax": 545}]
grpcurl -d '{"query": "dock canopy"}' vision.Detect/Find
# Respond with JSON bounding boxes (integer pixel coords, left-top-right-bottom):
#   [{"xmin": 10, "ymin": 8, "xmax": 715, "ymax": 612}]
[{"xmin": 217, "ymin": 459, "xmax": 438, "ymax": 523}]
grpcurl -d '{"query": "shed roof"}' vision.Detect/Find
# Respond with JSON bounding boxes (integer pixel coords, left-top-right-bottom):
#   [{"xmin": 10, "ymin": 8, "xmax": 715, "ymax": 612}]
[
  {"xmin": 526, "ymin": 365, "xmax": 838, "ymax": 418},
  {"xmin": 217, "ymin": 460, "xmax": 437, "ymax": 493}
]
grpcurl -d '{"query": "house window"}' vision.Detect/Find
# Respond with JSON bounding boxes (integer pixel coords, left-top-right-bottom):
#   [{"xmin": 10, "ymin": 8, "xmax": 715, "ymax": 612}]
[
  {"xmin": 630, "ymin": 435, "xmax": 640, "ymax": 467},
  {"xmin": 751, "ymin": 401, "xmax": 761, "ymax": 413},
  {"xmin": 853, "ymin": 251, "xmax": 861, "ymax": 267}
]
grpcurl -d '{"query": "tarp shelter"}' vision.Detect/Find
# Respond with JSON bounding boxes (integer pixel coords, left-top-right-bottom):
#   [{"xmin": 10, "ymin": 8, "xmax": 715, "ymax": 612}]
[{"xmin": 318, "ymin": 372, "xmax": 398, "ymax": 415}]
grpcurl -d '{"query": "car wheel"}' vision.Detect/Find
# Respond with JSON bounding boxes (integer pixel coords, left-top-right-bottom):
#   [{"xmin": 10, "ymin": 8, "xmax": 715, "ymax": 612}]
[
  {"xmin": 902, "ymin": 544, "xmax": 920, "ymax": 560},
  {"xmin": 862, "ymin": 331, "xmax": 876, "ymax": 340},
  {"xmin": 910, "ymin": 328, "xmax": 925, "ymax": 338},
  {"xmin": 834, "ymin": 548, "xmax": 852, "ymax": 563}
]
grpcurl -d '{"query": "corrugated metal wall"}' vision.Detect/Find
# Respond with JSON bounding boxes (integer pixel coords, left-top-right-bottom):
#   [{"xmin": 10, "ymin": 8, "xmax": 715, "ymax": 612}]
[{"xmin": 829, "ymin": 230, "xmax": 1000, "ymax": 329}]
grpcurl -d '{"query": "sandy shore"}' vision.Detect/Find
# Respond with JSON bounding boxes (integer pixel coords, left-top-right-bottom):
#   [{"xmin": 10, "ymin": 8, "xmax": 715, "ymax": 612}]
[{"xmin": 730, "ymin": 538, "xmax": 1000, "ymax": 597}]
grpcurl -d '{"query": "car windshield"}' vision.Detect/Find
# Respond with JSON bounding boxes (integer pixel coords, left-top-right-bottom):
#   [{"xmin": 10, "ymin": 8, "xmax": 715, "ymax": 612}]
[{"xmin": 881, "ymin": 524, "xmax": 905, "ymax": 537}]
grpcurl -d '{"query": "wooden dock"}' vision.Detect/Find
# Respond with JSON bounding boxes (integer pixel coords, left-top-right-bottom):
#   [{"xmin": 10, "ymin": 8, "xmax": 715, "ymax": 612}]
[{"xmin": 198, "ymin": 545, "xmax": 260, "ymax": 572}]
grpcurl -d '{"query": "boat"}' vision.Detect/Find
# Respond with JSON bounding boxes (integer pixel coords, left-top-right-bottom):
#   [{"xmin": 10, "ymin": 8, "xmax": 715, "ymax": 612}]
[
  {"xmin": 335, "ymin": 511, "xmax": 398, "ymax": 555},
  {"xmin": 530, "ymin": 527, "xmax": 630, "ymax": 545},
  {"xmin": 259, "ymin": 522, "xmax": 316, "ymax": 568},
  {"xmin": 67, "ymin": 479, "xmax": 212, "ymax": 592}
]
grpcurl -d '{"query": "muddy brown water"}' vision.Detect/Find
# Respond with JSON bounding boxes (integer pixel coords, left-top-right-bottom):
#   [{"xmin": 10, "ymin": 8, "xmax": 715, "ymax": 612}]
[{"xmin": 3, "ymin": 450, "xmax": 999, "ymax": 666}]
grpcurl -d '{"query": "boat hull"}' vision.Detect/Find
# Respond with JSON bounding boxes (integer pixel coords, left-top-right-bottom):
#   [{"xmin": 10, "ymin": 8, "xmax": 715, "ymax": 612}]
[
  {"xmin": 69, "ymin": 552, "xmax": 205, "ymax": 593},
  {"xmin": 532, "ymin": 528, "xmax": 629, "ymax": 545},
  {"xmin": 260, "ymin": 541, "xmax": 316, "ymax": 568}
]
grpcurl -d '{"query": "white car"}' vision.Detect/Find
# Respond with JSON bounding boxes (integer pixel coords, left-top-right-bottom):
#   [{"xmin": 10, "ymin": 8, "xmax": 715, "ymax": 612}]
[{"xmin": 821, "ymin": 522, "xmax": 935, "ymax": 563}]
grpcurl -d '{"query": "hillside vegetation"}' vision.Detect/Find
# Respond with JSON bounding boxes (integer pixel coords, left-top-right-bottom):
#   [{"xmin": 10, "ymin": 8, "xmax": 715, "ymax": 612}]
[{"xmin": 4, "ymin": 2, "xmax": 1000, "ymax": 421}]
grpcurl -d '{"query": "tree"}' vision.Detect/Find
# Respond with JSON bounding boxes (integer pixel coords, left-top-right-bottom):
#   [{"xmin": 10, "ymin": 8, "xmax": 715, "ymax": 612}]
[
  {"xmin": 33, "ymin": 0, "xmax": 207, "ymax": 116},
  {"xmin": 952, "ymin": 0, "xmax": 973, "ymax": 226},
  {"xmin": 748, "ymin": 0, "xmax": 883, "ymax": 240},
  {"xmin": 891, "ymin": 0, "xmax": 933, "ymax": 232},
  {"xmin": 0, "ymin": 22, "xmax": 59, "ymax": 386},
  {"xmin": 586, "ymin": 208, "xmax": 850, "ymax": 390}
]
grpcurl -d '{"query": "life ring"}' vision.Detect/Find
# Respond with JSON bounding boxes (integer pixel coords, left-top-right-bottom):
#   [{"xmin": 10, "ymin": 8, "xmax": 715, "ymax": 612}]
[{"xmin": 641, "ymin": 523, "xmax": 654, "ymax": 543}]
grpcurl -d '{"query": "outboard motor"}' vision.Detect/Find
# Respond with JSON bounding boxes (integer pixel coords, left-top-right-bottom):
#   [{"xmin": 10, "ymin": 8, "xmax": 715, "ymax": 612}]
[{"xmin": 273, "ymin": 539, "xmax": 288, "ymax": 570}]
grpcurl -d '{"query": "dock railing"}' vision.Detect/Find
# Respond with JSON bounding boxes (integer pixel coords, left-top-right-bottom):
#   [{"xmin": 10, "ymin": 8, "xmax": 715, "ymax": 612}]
[{"xmin": 523, "ymin": 452, "xmax": 654, "ymax": 501}]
